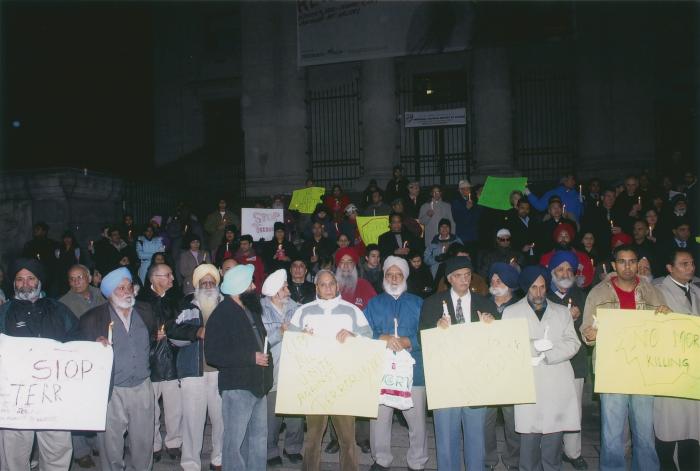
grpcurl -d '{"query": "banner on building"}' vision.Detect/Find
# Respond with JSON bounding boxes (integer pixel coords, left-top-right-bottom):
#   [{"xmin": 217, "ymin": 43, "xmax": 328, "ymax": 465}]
[
  {"xmin": 421, "ymin": 319, "xmax": 536, "ymax": 409},
  {"xmin": 241, "ymin": 208, "xmax": 285, "ymax": 241},
  {"xmin": 404, "ymin": 108, "xmax": 467, "ymax": 128},
  {"xmin": 0, "ymin": 334, "xmax": 113, "ymax": 430},
  {"xmin": 276, "ymin": 332, "xmax": 386, "ymax": 417},
  {"xmin": 297, "ymin": 1, "xmax": 474, "ymax": 66},
  {"xmin": 595, "ymin": 309, "xmax": 700, "ymax": 399}
]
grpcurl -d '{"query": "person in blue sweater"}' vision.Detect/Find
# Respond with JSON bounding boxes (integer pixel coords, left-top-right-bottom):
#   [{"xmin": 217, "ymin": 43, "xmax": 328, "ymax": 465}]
[
  {"xmin": 526, "ymin": 174, "xmax": 584, "ymax": 222},
  {"xmin": 363, "ymin": 256, "xmax": 428, "ymax": 471},
  {"xmin": 451, "ymin": 179, "xmax": 482, "ymax": 259}
]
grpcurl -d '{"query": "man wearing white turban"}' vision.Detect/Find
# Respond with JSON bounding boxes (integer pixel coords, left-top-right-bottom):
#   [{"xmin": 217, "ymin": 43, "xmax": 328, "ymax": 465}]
[
  {"xmin": 363, "ymin": 256, "xmax": 429, "ymax": 471},
  {"xmin": 260, "ymin": 269, "xmax": 304, "ymax": 466}
]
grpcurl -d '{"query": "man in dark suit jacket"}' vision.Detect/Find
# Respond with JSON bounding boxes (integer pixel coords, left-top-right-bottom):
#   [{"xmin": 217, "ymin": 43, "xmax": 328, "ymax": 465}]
[
  {"xmin": 418, "ymin": 256, "xmax": 499, "ymax": 471},
  {"xmin": 378, "ymin": 212, "xmax": 423, "ymax": 260}
]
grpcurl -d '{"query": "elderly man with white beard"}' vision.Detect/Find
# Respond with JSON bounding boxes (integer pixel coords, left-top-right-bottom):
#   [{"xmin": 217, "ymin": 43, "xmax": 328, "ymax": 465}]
[
  {"xmin": 363, "ymin": 256, "xmax": 428, "ymax": 471},
  {"xmin": 545, "ymin": 251, "xmax": 589, "ymax": 470},
  {"xmin": 80, "ymin": 267, "xmax": 157, "ymax": 471},
  {"xmin": 259, "ymin": 269, "xmax": 304, "ymax": 467},
  {"xmin": 167, "ymin": 264, "xmax": 225, "ymax": 471},
  {"xmin": 0, "ymin": 258, "xmax": 79, "ymax": 471},
  {"xmin": 334, "ymin": 247, "xmax": 377, "ymax": 310},
  {"xmin": 502, "ymin": 266, "xmax": 581, "ymax": 471}
]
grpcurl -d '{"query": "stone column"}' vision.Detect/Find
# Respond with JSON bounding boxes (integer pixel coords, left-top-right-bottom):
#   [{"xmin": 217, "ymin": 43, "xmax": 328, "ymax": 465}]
[
  {"xmin": 360, "ymin": 58, "xmax": 398, "ymax": 190},
  {"xmin": 471, "ymin": 47, "xmax": 513, "ymax": 180}
]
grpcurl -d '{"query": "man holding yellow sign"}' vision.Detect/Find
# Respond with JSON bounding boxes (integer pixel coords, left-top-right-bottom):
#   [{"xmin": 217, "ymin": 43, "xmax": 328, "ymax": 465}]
[
  {"xmin": 287, "ymin": 269, "xmax": 375, "ymax": 471},
  {"xmin": 581, "ymin": 244, "xmax": 669, "ymax": 471}
]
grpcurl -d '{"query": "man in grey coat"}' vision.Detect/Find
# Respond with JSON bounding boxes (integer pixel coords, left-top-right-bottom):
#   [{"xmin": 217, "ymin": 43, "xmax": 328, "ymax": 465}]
[{"xmin": 653, "ymin": 248, "xmax": 700, "ymax": 471}]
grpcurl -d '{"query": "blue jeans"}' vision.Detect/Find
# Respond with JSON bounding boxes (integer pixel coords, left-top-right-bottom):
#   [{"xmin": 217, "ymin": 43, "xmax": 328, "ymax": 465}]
[
  {"xmin": 221, "ymin": 389, "xmax": 267, "ymax": 471},
  {"xmin": 600, "ymin": 393, "xmax": 659, "ymax": 471},
  {"xmin": 433, "ymin": 406, "xmax": 486, "ymax": 470}
]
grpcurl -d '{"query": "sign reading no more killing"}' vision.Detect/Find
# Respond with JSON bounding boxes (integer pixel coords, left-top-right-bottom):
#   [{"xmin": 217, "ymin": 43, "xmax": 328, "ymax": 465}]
[{"xmin": 0, "ymin": 334, "xmax": 113, "ymax": 430}]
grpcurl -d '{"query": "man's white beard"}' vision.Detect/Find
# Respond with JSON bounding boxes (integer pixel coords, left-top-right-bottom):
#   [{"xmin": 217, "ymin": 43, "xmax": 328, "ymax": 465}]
[
  {"xmin": 639, "ymin": 274, "xmax": 653, "ymax": 283},
  {"xmin": 15, "ymin": 282, "xmax": 42, "ymax": 302},
  {"xmin": 553, "ymin": 274, "xmax": 574, "ymax": 290},
  {"xmin": 383, "ymin": 280, "xmax": 407, "ymax": 298},
  {"xmin": 112, "ymin": 295, "xmax": 135, "ymax": 310},
  {"xmin": 335, "ymin": 267, "xmax": 358, "ymax": 295},
  {"xmin": 489, "ymin": 286, "xmax": 509, "ymax": 297},
  {"xmin": 195, "ymin": 287, "xmax": 220, "ymax": 322}
]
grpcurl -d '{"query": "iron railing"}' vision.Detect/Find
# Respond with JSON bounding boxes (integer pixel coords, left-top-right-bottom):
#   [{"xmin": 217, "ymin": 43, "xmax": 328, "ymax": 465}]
[
  {"xmin": 305, "ymin": 77, "xmax": 363, "ymax": 187},
  {"xmin": 396, "ymin": 64, "xmax": 472, "ymax": 187},
  {"xmin": 511, "ymin": 42, "xmax": 577, "ymax": 182}
]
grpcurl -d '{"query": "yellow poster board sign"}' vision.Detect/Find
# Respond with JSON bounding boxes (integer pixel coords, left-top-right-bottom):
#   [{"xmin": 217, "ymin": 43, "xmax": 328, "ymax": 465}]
[
  {"xmin": 356, "ymin": 215, "xmax": 389, "ymax": 245},
  {"xmin": 421, "ymin": 319, "xmax": 536, "ymax": 409},
  {"xmin": 288, "ymin": 187, "xmax": 326, "ymax": 214},
  {"xmin": 595, "ymin": 309, "xmax": 700, "ymax": 399},
  {"xmin": 275, "ymin": 332, "xmax": 386, "ymax": 417}
]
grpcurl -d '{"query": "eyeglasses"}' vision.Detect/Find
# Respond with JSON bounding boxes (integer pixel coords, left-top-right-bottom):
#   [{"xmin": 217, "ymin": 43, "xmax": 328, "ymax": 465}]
[
  {"xmin": 153, "ymin": 273, "xmax": 174, "ymax": 278},
  {"xmin": 498, "ymin": 237, "xmax": 511, "ymax": 242},
  {"xmin": 69, "ymin": 275, "xmax": 87, "ymax": 282}
]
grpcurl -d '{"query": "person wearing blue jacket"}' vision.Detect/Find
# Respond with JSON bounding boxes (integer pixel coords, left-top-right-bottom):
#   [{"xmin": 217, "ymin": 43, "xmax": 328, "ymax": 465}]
[
  {"xmin": 363, "ymin": 256, "xmax": 428, "ymax": 471},
  {"xmin": 526, "ymin": 174, "xmax": 584, "ymax": 222},
  {"xmin": 451, "ymin": 179, "xmax": 483, "ymax": 258}
]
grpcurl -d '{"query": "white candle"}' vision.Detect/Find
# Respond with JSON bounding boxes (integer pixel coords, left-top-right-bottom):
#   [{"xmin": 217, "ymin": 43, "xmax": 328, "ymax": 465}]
[
  {"xmin": 394, "ymin": 318, "xmax": 398, "ymax": 338},
  {"xmin": 442, "ymin": 300, "xmax": 449, "ymax": 317},
  {"xmin": 108, "ymin": 321, "xmax": 113, "ymax": 344},
  {"xmin": 567, "ymin": 298, "xmax": 572, "ymax": 310},
  {"xmin": 263, "ymin": 336, "xmax": 269, "ymax": 355}
]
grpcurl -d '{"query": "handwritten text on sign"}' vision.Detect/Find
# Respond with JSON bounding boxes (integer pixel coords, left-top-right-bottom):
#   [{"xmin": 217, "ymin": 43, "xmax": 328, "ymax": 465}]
[
  {"xmin": 241, "ymin": 208, "xmax": 284, "ymax": 241},
  {"xmin": 289, "ymin": 187, "xmax": 326, "ymax": 214},
  {"xmin": 421, "ymin": 319, "xmax": 536, "ymax": 409},
  {"xmin": 275, "ymin": 332, "xmax": 386, "ymax": 417},
  {"xmin": 0, "ymin": 334, "xmax": 113, "ymax": 430},
  {"xmin": 595, "ymin": 309, "xmax": 700, "ymax": 399}
]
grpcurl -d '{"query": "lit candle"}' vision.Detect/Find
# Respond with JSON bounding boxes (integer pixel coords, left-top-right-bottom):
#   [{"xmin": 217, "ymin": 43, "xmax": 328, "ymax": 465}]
[
  {"xmin": 467, "ymin": 192, "xmax": 472, "ymax": 202},
  {"xmin": 649, "ymin": 225, "xmax": 653, "ymax": 238},
  {"xmin": 610, "ymin": 220, "xmax": 614, "ymax": 229},
  {"xmin": 442, "ymin": 300, "xmax": 449, "ymax": 317},
  {"xmin": 430, "ymin": 201, "xmax": 434, "ymax": 210},
  {"xmin": 578, "ymin": 185, "xmax": 582, "ymax": 197},
  {"xmin": 509, "ymin": 257, "xmax": 516, "ymax": 264},
  {"xmin": 394, "ymin": 318, "xmax": 399, "ymax": 338},
  {"xmin": 263, "ymin": 336, "xmax": 268, "ymax": 355},
  {"xmin": 567, "ymin": 298, "xmax": 572, "ymax": 310},
  {"xmin": 108, "ymin": 321, "xmax": 113, "ymax": 344},
  {"xmin": 403, "ymin": 241, "xmax": 408, "ymax": 248},
  {"xmin": 637, "ymin": 196, "xmax": 641, "ymax": 206},
  {"xmin": 226, "ymin": 242, "xmax": 230, "ymax": 252},
  {"xmin": 529, "ymin": 242, "xmax": 535, "ymax": 256},
  {"xmin": 184, "ymin": 224, "xmax": 189, "ymax": 233},
  {"xmin": 563, "ymin": 203, "xmax": 567, "ymax": 214},
  {"xmin": 312, "ymin": 246, "xmax": 316, "ymax": 257},
  {"xmin": 36, "ymin": 253, "xmax": 40, "ymax": 261},
  {"xmin": 603, "ymin": 263, "xmax": 608, "ymax": 274}
]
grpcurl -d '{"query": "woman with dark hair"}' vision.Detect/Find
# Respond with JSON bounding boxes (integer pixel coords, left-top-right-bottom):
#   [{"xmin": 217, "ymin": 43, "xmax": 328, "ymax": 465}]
[
  {"xmin": 323, "ymin": 184, "xmax": 351, "ymax": 222},
  {"xmin": 214, "ymin": 225, "xmax": 239, "ymax": 267},
  {"xmin": 178, "ymin": 233, "xmax": 210, "ymax": 295},
  {"xmin": 303, "ymin": 204, "xmax": 337, "ymax": 242},
  {"xmin": 53, "ymin": 230, "xmax": 89, "ymax": 295}
]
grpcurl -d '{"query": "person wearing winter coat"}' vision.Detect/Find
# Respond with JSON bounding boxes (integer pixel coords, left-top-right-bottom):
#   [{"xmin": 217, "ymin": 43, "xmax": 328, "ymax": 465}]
[
  {"xmin": 502, "ymin": 266, "xmax": 581, "ymax": 471},
  {"xmin": 259, "ymin": 270, "xmax": 304, "ymax": 467},
  {"xmin": 423, "ymin": 219, "xmax": 462, "ymax": 278},
  {"xmin": 137, "ymin": 225, "xmax": 166, "ymax": 284},
  {"xmin": 418, "ymin": 185, "xmax": 455, "ymax": 247},
  {"xmin": 364, "ymin": 256, "xmax": 428, "ymax": 471},
  {"xmin": 166, "ymin": 264, "xmax": 225, "ymax": 471}
]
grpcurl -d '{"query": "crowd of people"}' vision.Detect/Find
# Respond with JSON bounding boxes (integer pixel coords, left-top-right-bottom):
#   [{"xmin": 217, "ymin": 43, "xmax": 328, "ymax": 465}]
[{"xmin": 0, "ymin": 165, "xmax": 698, "ymax": 471}]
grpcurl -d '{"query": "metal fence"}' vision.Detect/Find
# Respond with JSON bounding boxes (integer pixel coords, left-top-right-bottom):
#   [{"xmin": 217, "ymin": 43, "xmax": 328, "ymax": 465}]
[
  {"xmin": 511, "ymin": 43, "xmax": 577, "ymax": 182},
  {"xmin": 305, "ymin": 78, "xmax": 363, "ymax": 187},
  {"xmin": 396, "ymin": 66, "xmax": 472, "ymax": 187},
  {"xmin": 123, "ymin": 180, "xmax": 178, "ymax": 225}
]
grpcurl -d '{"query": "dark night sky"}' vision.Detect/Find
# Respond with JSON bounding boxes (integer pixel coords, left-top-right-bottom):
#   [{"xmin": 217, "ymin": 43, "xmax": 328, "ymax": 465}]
[{"xmin": 1, "ymin": 2, "xmax": 153, "ymax": 177}]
